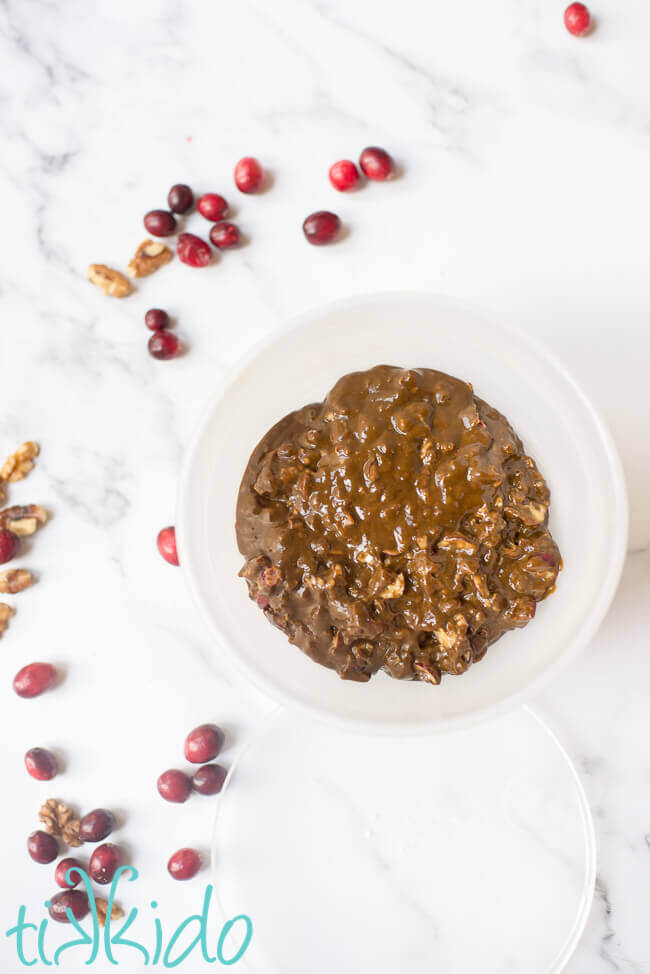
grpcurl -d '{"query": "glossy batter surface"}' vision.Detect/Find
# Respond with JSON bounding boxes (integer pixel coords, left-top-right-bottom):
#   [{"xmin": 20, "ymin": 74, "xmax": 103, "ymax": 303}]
[{"xmin": 236, "ymin": 365, "xmax": 561, "ymax": 684}]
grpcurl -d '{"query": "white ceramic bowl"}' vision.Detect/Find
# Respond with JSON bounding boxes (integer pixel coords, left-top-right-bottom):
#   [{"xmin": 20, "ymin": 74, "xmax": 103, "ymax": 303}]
[{"xmin": 177, "ymin": 293, "xmax": 627, "ymax": 734}]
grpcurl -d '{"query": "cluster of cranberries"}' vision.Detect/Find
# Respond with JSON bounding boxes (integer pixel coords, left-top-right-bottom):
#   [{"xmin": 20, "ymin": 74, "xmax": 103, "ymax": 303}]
[
  {"xmin": 155, "ymin": 723, "xmax": 227, "ymax": 880},
  {"xmin": 302, "ymin": 146, "xmax": 396, "ymax": 246},
  {"xmin": 28, "ymin": 807, "xmax": 122, "ymax": 923},
  {"xmin": 142, "ymin": 167, "xmax": 257, "ymax": 361},
  {"xmin": 16, "ymin": 649, "xmax": 129, "ymax": 914},
  {"xmin": 138, "ymin": 148, "xmax": 398, "ymax": 359},
  {"xmin": 145, "ymin": 308, "xmax": 181, "ymax": 361},
  {"xmin": 147, "ymin": 172, "xmax": 251, "ymax": 266}
]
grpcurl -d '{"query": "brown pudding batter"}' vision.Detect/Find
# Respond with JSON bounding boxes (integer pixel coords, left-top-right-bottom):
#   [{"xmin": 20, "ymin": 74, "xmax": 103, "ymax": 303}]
[{"xmin": 236, "ymin": 365, "xmax": 561, "ymax": 684}]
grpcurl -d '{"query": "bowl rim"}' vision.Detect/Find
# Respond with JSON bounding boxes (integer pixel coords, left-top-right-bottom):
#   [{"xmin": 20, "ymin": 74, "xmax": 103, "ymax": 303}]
[{"xmin": 176, "ymin": 291, "xmax": 629, "ymax": 735}]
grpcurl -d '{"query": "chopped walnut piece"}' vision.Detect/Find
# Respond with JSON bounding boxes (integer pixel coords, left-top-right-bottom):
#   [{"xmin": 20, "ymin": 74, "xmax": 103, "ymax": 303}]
[
  {"xmin": 87, "ymin": 264, "xmax": 132, "ymax": 298},
  {"xmin": 419, "ymin": 438, "xmax": 434, "ymax": 464},
  {"xmin": 95, "ymin": 898, "xmax": 125, "ymax": 927},
  {"xmin": 126, "ymin": 239, "xmax": 173, "ymax": 278},
  {"xmin": 414, "ymin": 660, "xmax": 442, "ymax": 685},
  {"xmin": 378, "ymin": 572, "xmax": 405, "ymax": 599},
  {"xmin": 351, "ymin": 640, "xmax": 374, "ymax": 663},
  {"xmin": 437, "ymin": 533, "xmax": 479, "ymax": 556},
  {"xmin": 503, "ymin": 596, "xmax": 537, "ymax": 628},
  {"xmin": 362, "ymin": 457, "xmax": 379, "ymax": 483},
  {"xmin": 433, "ymin": 613, "xmax": 470, "ymax": 658},
  {"xmin": 355, "ymin": 547, "xmax": 377, "ymax": 566},
  {"xmin": 458, "ymin": 404, "xmax": 480, "ymax": 430},
  {"xmin": 0, "ymin": 504, "xmax": 47, "ymax": 536},
  {"xmin": 0, "ymin": 569, "xmax": 34, "ymax": 594},
  {"xmin": 307, "ymin": 564, "xmax": 345, "ymax": 591},
  {"xmin": 504, "ymin": 499, "xmax": 547, "ymax": 527},
  {"xmin": 0, "ymin": 603, "xmax": 13, "ymax": 638},
  {"xmin": 0, "ymin": 442, "xmax": 39, "ymax": 483},
  {"xmin": 471, "ymin": 573, "xmax": 491, "ymax": 600},
  {"xmin": 39, "ymin": 800, "xmax": 83, "ymax": 848}
]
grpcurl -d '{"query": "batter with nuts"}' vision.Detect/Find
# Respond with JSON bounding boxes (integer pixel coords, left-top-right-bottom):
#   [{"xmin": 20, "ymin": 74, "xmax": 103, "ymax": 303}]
[{"xmin": 236, "ymin": 365, "xmax": 561, "ymax": 684}]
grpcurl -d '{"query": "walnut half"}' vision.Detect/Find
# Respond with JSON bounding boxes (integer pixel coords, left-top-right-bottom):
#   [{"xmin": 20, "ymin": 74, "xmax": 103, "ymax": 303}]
[
  {"xmin": 0, "ymin": 504, "xmax": 47, "ymax": 536},
  {"xmin": 0, "ymin": 442, "xmax": 39, "ymax": 482},
  {"xmin": 126, "ymin": 239, "xmax": 173, "ymax": 278},
  {"xmin": 39, "ymin": 799, "xmax": 83, "ymax": 847},
  {"xmin": 0, "ymin": 569, "xmax": 34, "ymax": 594},
  {"xmin": 87, "ymin": 264, "xmax": 132, "ymax": 298}
]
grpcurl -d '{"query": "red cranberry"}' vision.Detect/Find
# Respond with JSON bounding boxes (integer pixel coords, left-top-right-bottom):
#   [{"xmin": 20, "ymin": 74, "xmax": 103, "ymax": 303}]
[
  {"xmin": 184, "ymin": 724, "xmax": 225, "ymax": 764},
  {"xmin": 157, "ymin": 769, "xmax": 192, "ymax": 803},
  {"xmin": 197, "ymin": 193, "xmax": 228, "ymax": 222},
  {"xmin": 359, "ymin": 146, "xmax": 394, "ymax": 181},
  {"xmin": 143, "ymin": 210, "xmax": 177, "ymax": 237},
  {"xmin": 564, "ymin": 2, "xmax": 591, "ymax": 35},
  {"xmin": 302, "ymin": 211, "xmax": 341, "ymax": 246},
  {"xmin": 157, "ymin": 526, "xmax": 179, "ymax": 566},
  {"xmin": 192, "ymin": 764, "xmax": 227, "ymax": 796},
  {"xmin": 234, "ymin": 157, "xmax": 264, "ymax": 194},
  {"xmin": 48, "ymin": 890, "xmax": 89, "ymax": 923},
  {"xmin": 209, "ymin": 221, "xmax": 241, "ymax": 249},
  {"xmin": 167, "ymin": 184, "xmax": 194, "ymax": 214},
  {"xmin": 177, "ymin": 232, "xmax": 212, "ymax": 268},
  {"xmin": 24, "ymin": 747, "xmax": 58, "ymax": 781},
  {"xmin": 0, "ymin": 528, "xmax": 19, "ymax": 564},
  {"xmin": 167, "ymin": 848, "xmax": 202, "ymax": 881},
  {"xmin": 13, "ymin": 662, "xmax": 57, "ymax": 699},
  {"xmin": 79, "ymin": 808, "xmax": 115, "ymax": 843},
  {"xmin": 148, "ymin": 332, "xmax": 180, "ymax": 360},
  {"xmin": 55, "ymin": 858, "xmax": 84, "ymax": 890},
  {"xmin": 28, "ymin": 830, "xmax": 58, "ymax": 864},
  {"xmin": 329, "ymin": 160, "xmax": 361, "ymax": 192},
  {"xmin": 145, "ymin": 308, "xmax": 169, "ymax": 332},
  {"xmin": 89, "ymin": 843, "xmax": 122, "ymax": 885}
]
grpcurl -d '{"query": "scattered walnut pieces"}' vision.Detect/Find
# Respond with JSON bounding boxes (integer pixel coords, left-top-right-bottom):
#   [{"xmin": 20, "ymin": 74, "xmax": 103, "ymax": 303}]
[
  {"xmin": 0, "ymin": 569, "xmax": 34, "ymax": 594},
  {"xmin": 39, "ymin": 799, "xmax": 83, "ymax": 848},
  {"xmin": 0, "ymin": 442, "xmax": 39, "ymax": 483},
  {"xmin": 0, "ymin": 504, "xmax": 47, "ymax": 536},
  {"xmin": 0, "ymin": 603, "xmax": 13, "ymax": 638},
  {"xmin": 87, "ymin": 264, "xmax": 132, "ymax": 298},
  {"xmin": 95, "ymin": 898, "xmax": 125, "ymax": 927},
  {"xmin": 126, "ymin": 239, "xmax": 173, "ymax": 278}
]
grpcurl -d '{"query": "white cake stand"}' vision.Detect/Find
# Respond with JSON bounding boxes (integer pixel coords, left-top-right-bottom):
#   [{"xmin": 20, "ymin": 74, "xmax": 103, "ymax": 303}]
[{"xmin": 177, "ymin": 294, "xmax": 627, "ymax": 973}]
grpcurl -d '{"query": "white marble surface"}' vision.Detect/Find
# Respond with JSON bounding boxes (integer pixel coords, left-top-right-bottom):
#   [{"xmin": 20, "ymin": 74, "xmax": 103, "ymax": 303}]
[{"xmin": 0, "ymin": 0, "xmax": 649, "ymax": 970}]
